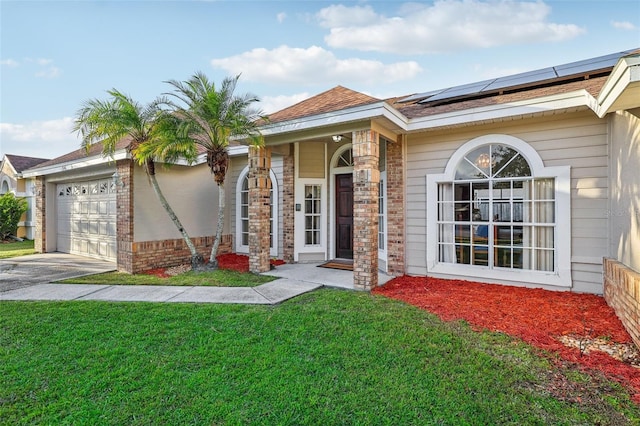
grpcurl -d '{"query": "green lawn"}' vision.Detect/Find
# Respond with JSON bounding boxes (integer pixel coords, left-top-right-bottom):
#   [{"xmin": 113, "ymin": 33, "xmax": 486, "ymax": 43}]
[
  {"xmin": 0, "ymin": 240, "xmax": 35, "ymax": 259},
  {"xmin": 2, "ymin": 290, "xmax": 637, "ymax": 425},
  {"xmin": 58, "ymin": 269, "xmax": 275, "ymax": 287}
]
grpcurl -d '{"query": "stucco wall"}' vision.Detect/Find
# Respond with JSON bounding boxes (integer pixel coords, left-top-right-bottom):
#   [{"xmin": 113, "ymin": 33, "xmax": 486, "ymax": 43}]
[
  {"xmin": 405, "ymin": 110, "xmax": 610, "ymax": 293},
  {"xmin": 608, "ymin": 109, "xmax": 640, "ymax": 273},
  {"xmin": 133, "ymin": 163, "xmax": 221, "ymax": 242}
]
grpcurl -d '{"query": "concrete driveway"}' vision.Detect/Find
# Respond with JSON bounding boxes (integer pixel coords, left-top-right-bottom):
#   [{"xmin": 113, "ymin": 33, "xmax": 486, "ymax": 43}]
[{"xmin": 0, "ymin": 253, "xmax": 116, "ymax": 292}]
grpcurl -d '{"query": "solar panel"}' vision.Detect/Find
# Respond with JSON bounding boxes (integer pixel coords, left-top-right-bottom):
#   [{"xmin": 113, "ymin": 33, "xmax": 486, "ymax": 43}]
[
  {"xmin": 482, "ymin": 67, "xmax": 557, "ymax": 92},
  {"xmin": 554, "ymin": 50, "xmax": 633, "ymax": 77},
  {"xmin": 420, "ymin": 79, "xmax": 495, "ymax": 103},
  {"xmin": 406, "ymin": 49, "xmax": 636, "ymax": 105},
  {"xmin": 397, "ymin": 89, "xmax": 446, "ymax": 103}
]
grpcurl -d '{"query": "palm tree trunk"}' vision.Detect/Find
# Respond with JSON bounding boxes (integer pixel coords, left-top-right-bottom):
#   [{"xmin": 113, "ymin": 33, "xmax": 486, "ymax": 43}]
[
  {"xmin": 209, "ymin": 180, "xmax": 225, "ymax": 268},
  {"xmin": 145, "ymin": 161, "xmax": 203, "ymax": 270}
]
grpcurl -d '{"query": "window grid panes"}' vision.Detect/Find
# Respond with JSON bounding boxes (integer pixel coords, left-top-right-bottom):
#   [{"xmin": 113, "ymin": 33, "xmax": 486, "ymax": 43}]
[
  {"xmin": 437, "ymin": 144, "xmax": 555, "ymax": 272},
  {"xmin": 240, "ymin": 175, "xmax": 274, "ymax": 248},
  {"xmin": 304, "ymin": 185, "xmax": 321, "ymax": 245},
  {"xmin": 378, "ymin": 180, "xmax": 385, "ymax": 250}
]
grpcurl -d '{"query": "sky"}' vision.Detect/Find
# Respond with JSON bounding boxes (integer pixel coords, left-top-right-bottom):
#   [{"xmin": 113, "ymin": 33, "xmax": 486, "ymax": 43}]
[{"xmin": 1, "ymin": 0, "xmax": 639, "ymax": 160}]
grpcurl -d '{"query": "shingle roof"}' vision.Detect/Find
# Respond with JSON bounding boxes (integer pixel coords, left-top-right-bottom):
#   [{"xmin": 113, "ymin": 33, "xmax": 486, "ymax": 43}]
[
  {"xmin": 266, "ymin": 86, "xmax": 380, "ymax": 124},
  {"xmin": 5, "ymin": 154, "xmax": 50, "ymax": 173},
  {"xmin": 394, "ymin": 76, "xmax": 610, "ymax": 119},
  {"xmin": 29, "ymin": 137, "xmax": 133, "ymax": 170}
]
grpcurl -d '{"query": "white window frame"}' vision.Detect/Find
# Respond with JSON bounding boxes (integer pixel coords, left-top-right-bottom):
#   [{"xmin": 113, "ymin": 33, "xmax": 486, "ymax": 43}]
[
  {"xmin": 426, "ymin": 134, "xmax": 571, "ymax": 288},
  {"xmin": 235, "ymin": 166, "xmax": 278, "ymax": 257}
]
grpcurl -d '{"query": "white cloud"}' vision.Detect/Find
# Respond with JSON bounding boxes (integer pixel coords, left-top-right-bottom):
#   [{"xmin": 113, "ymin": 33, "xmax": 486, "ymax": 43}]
[
  {"xmin": 211, "ymin": 45, "xmax": 422, "ymax": 85},
  {"xmin": 316, "ymin": 4, "xmax": 381, "ymax": 28},
  {"xmin": 35, "ymin": 66, "xmax": 62, "ymax": 79},
  {"xmin": 261, "ymin": 93, "xmax": 310, "ymax": 114},
  {"xmin": 320, "ymin": 1, "xmax": 585, "ymax": 54},
  {"xmin": 1, "ymin": 59, "xmax": 19, "ymax": 67},
  {"xmin": 0, "ymin": 117, "xmax": 81, "ymax": 159},
  {"xmin": 611, "ymin": 20, "xmax": 637, "ymax": 31},
  {"xmin": 277, "ymin": 12, "xmax": 287, "ymax": 23}
]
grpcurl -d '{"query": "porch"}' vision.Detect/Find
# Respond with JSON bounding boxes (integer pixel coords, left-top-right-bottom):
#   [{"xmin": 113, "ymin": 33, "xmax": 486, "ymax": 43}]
[{"xmin": 265, "ymin": 262, "xmax": 394, "ymax": 290}]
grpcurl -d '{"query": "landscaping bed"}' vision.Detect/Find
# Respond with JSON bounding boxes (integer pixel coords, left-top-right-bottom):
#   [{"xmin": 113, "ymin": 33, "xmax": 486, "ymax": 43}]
[{"xmin": 373, "ymin": 276, "xmax": 640, "ymax": 404}]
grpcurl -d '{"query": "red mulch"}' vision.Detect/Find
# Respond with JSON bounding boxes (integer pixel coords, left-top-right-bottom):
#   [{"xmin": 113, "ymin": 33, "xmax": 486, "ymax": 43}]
[
  {"xmin": 141, "ymin": 254, "xmax": 286, "ymax": 277},
  {"xmin": 373, "ymin": 276, "xmax": 640, "ymax": 404},
  {"xmin": 217, "ymin": 253, "xmax": 285, "ymax": 272}
]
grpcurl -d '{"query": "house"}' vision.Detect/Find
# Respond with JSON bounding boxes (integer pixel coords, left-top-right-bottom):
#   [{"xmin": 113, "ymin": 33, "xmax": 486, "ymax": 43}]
[
  {"xmin": 22, "ymin": 49, "xmax": 638, "ymax": 295},
  {"xmin": 0, "ymin": 154, "xmax": 49, "ymax": 239}
]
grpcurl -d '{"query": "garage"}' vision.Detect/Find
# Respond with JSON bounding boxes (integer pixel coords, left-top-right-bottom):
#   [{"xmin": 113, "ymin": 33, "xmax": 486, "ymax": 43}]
[{"xmin": 56, "ymin": 178, "xmax": 117, "ymax": 261}]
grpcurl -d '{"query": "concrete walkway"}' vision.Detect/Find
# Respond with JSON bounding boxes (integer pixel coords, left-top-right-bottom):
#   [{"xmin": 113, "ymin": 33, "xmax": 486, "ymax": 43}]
[{"xmin": 0, "ymin": 253, "xmax": 392, "ymax": 305}]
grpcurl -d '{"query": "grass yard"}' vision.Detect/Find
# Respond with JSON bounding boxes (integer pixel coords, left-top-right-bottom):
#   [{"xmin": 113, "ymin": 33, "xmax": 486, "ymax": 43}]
[
  {"xmin": 0, "ymin": 240, "xmax": 35, "ymax": 259},
  {"xmin": 58, "ymin": 269, "xmax": 275, "ymax": 287},
  {"xmin": 2, "ymin": 290, "xmax": 638, "ymax": 425}
]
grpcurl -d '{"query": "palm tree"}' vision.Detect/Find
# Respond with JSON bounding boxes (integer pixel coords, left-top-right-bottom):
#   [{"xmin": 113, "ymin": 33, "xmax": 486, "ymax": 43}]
[
  {"xmin": 73, "ymin": 89, "xmax": 203, "ymax": 269},
  {"xmin": 164, "ymin": 73, "xmax": 264, "ymax": 268}
]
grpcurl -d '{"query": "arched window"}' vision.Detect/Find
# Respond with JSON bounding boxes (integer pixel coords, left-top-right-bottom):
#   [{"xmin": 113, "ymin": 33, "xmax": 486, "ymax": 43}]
[
  {"xmin": 236, "ymin": 167, "xmax": 278, "ymax": 256},
  {"xmin": 426, "ymin": 134, "xmax": 571, "ymax": 288},
  {"xmin": 0, "ymin": 180, "xmax": 9, "ymax": 194}
]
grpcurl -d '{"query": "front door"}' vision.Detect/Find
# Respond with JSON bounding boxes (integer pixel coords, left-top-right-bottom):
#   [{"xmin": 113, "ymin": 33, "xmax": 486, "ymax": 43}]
[{"xmin": 335, "ymin": 174, "xmax": 353, "ymax": 259}]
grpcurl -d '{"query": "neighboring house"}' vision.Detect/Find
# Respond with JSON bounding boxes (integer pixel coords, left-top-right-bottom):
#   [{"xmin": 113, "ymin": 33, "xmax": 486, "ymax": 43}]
[
  {"xmin": 0, "ymin": 154, "xmax": 49, "ymax": 239},
  {"xmin": 23, "ymin": 49, "xmax": 639, "ymax": 295}
]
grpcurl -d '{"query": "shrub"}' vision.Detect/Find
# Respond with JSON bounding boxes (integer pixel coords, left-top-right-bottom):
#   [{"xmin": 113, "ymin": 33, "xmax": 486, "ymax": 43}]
[{"xmin": 0, "ymin": 192, "xmax": 28, "ymax": 240}]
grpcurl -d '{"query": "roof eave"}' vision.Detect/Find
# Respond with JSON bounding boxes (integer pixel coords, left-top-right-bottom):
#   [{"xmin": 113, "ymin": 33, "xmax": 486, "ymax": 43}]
[
  {"xmin": 595, "ymin": 55, "xmax": 640, "ymax": 117},
  {"xmin": 405, "ymin": 90, "xmax": 597, "ymax": 132},
  {"xmin": 22, "ymin": 149, "xmax": 130, "ymax": 178},
  {"xmin": 259, "ymin": 102, "xmax": 407, "ymax": 137}
]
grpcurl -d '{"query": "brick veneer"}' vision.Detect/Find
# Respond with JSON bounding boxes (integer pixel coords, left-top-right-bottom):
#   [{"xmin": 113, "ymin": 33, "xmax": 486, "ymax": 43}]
[
  {"xmin": 130, "ymin": 234, "xmax": 232, "ymax": 273},
  {"xmin": 385, "ymin": 135, "xmax": 405, "ymax": 276},
  {"xmin": 353, "ymin": 130, "xmax": 380, "ymax": 290},
  {"xmin": 116, "ymin": 160, "xmax": 134, "ymax": 273},
  {"xmin": 34, "ymin": 176, "xmax": 45, "ymax": 253},
  {"xmin": 282, "ymin": 146, "xmax": 295, "ymax": 263},
  {"xmin": 603, "ymin": 258, "xmax": 640, "ymax": 349},
  {"xmin": 248, "ymin": 146, "xmax": 272, "ymax": 273}
]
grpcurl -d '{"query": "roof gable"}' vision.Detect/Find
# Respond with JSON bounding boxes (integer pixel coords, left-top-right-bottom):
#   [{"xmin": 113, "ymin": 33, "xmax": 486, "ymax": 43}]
[
  {"xmin": 29, "ymin": 137, "xmax": 132, "ymax": 171},
  {"xmin": 266, "ymin": 86, "xmax": 380, "ymax": 124},
  {"xmin": 5, "ymin": 154, "xmax": 50, "ymax": 173}
]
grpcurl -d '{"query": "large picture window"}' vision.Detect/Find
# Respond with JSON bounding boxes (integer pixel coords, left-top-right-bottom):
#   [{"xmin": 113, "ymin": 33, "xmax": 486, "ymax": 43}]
[
  {"xmin": 426, "ymin": 134, "xmax": 571, "ymax": 288},
  {"xmin": 437, "ymin": 144, "xmax": 554, "ymax": 272}
]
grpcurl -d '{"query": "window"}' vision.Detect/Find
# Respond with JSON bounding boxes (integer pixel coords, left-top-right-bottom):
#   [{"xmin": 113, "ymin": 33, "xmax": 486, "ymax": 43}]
[
  {"xmin": 437, "ymin": 144, "xmax": 555, "ymax": 271},
  {"xmin": 305, "ymin": 184, "xmax": 321, "ymax": 245},
  {"xmin": 236, "ymin": 167, "xmax": 278, "ymax": 256},
  {"xmin": 426, "ymin": 135, "xmax": 571, "ymax": 288},
  {"xmin": 378, "ymin": 180, "xmax": 385, "ymax": 250}
]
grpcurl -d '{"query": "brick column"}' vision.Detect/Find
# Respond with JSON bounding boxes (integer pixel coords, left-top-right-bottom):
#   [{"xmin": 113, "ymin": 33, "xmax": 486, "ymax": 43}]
[
  {"xmin": 34, "ymin": 176, "xmax": 46, "ymax": 253},
  {"xmin": 116, "ymin": 160, "xmax": 134, "ymax": 273},
  {"xmin": 353, "ymin": 130, "xmax": 379, "ymax": 290},
  {"xmin": 249, "ymin": 146, "xmax": 272, "ymax": 273},
  {"xmin": 386, "ymin": 135, "xmax": 405, "ymax": 276},
  {"xmin": 282, "ymin": 144, "xmax": 295, "ymax": 263}
]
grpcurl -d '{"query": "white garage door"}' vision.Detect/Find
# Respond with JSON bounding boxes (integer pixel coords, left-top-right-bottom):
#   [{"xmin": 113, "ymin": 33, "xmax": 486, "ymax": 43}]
[{"xmin": 56, "ymin": 179, "xmax": 117, "ymax": 261}]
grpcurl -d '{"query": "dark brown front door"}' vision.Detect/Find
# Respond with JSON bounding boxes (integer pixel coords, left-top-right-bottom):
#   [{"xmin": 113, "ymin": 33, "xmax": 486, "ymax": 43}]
[{"xmin": 335, "ymin": 174, "xmax": 353, "ymax": 259}]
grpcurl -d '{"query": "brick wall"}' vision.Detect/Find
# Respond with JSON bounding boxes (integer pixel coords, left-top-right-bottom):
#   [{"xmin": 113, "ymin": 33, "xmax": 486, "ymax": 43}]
[
  {"xmin": 386, "ymin": 135, "xmax": 405, "ymax": 276},
  {"xmin": 282, "ymin": 146, "xmax": 295, "ymax": 263},
  {"xmin": 34, "ymin": 176, "xmax": 45, "ymax": 253},
  {"xmin": 130, "ymin": 234, "xmax": 232, "ymax": 273},
  {"xmin": 116, "ymin": 160, "xmax": 134, "ymax": 273},
  {"xmin": 603, "ymin": 258, "xmax": 640, "ymax": 349},
  {"xmin": 248, "ymin": 146, "xmax": 272, "ymax": 273},
  {"xmin": 353, "ymin": 130, "xmax": 380, "ymax": 290}
]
